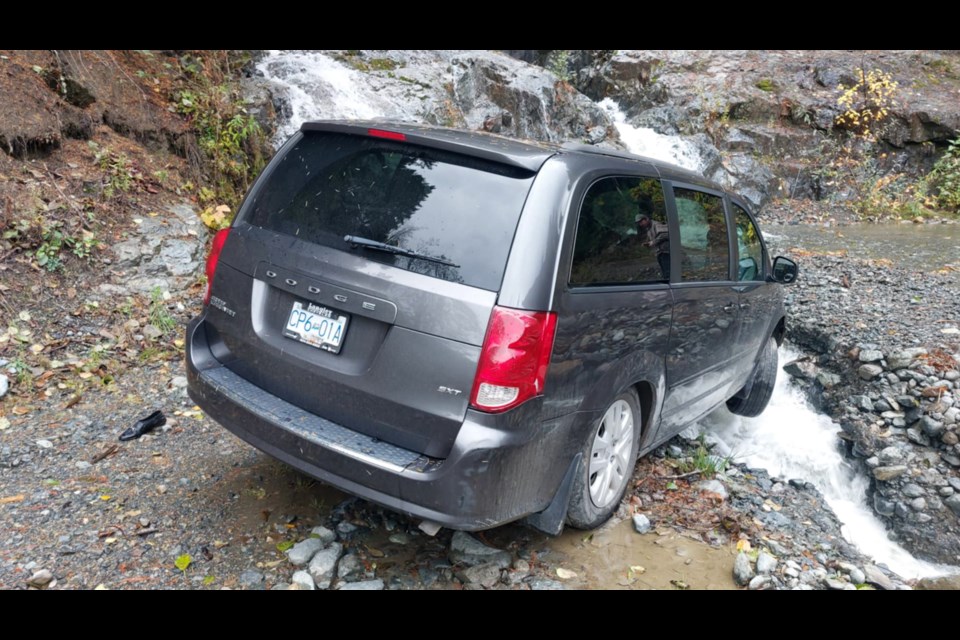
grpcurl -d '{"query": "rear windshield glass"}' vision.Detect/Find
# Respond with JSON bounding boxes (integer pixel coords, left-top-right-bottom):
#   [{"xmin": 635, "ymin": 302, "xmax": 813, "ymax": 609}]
[{"xmin": 243, "ymin": 131, "xmax": 536, "ymax": 291}]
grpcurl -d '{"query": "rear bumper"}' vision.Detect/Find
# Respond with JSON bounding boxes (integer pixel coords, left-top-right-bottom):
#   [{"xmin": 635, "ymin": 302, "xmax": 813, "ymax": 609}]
[{"xmin": 186, "ymin": 316, "xmax": 583, "ymax": 530}]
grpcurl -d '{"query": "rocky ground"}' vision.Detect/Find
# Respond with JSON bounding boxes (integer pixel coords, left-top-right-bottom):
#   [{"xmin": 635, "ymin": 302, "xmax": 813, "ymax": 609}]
[
  {"xmin": 766, "ymin": 225, "xmax": 960, "ymax": 565},
  {"xmin": 0, "ymin": 368, "xmax": 912, "ymax": 590}
]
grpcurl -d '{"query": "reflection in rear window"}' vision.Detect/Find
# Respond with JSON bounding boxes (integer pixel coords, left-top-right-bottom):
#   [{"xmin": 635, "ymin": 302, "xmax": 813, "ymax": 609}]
[{"xmin": 243, "ymin": 132, "xmax": 535, "ymax": 291}]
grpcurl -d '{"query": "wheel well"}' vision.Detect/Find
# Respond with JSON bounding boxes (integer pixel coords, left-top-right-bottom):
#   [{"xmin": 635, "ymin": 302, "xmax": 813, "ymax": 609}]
[
  {"xmin": 773, "ymin": 317, "xmax": 786, "ymax": 346},
  {"xmin": 634, "ymin": 381, "xmax": 654, "ymax": 433}
]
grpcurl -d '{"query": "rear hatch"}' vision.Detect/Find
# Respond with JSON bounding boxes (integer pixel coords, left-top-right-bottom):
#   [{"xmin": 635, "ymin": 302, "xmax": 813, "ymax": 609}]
[{"xmin": 204, "ymin": 124, "xmax": 548, "ymax": 458}]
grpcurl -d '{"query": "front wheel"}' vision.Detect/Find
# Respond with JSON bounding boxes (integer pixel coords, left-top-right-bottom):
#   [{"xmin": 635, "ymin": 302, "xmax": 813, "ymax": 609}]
[
  {"xmin": 566, "ymin": 390, "xmax": 641, "ymax": 530},
  {"xmin": 726, "ymin": 337, "xmax": 778, "ymax": 417}
]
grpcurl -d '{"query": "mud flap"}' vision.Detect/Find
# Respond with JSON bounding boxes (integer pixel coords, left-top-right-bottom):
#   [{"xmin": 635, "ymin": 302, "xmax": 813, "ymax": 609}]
[{"xmin": 524, "ymin": 453, "xmax": 582, "ymax": 536}]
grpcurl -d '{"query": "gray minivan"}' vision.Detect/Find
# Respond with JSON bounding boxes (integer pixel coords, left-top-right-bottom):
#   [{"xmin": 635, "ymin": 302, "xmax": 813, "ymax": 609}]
[{"xmin": 186, "ymin": 121, "xmax": 797, "ymax": 534}]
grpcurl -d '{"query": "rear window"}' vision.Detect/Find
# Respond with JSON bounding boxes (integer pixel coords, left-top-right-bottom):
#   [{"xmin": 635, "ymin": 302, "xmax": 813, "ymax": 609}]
[{"xmin": 243, "ymin": 131, "xmax": 536, "ymax": 291}]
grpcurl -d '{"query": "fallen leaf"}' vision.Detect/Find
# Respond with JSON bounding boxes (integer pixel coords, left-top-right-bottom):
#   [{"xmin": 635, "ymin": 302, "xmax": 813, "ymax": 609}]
[
  {"xmin": 12, "ymin": 407, "xmax": 30, "ymax": 416},
  {"xmin": 365, "ymin": 545, "xmax": 385, "ymax": 558},
  {"xmin": 203, "ymin": 575, "xmax": 215, "ymax": 585},
  {"xmin": 174, "ymin": 554, "xmax": 192, "ymax": 572},
  {"xmin": 736, "ymin": 539, "xmax": 752, "ymax": 552},
  {"xmin": 0, "ymin": 495, "xmax": 25, "ymax": 504},
  {"xmin": 0, "ymin": 417, "xmax": 10, "ymax": 431},
  {"xmin": 556, "ymin": 567, "xmax": 577, "ymax": 580}
]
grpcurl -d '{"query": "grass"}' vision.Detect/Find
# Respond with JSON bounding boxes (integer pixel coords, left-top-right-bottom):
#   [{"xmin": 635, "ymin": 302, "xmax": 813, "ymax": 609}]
[
  {"xmin": 148, "ymin": 287, "xmax": 177, "ymax": 336},
  {"xmin": 677, "ymin": 435, "xmax": 732, "ymax": 477},
  {"xmin": 755, "ymin": 79, "xmax": 776, "ymax": 92}
]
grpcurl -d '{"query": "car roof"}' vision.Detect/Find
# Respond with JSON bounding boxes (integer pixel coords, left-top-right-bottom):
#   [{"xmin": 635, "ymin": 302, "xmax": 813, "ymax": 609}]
[{"xmin": 300, "ymin": 120, "xmax": 726, "ymax": 193}]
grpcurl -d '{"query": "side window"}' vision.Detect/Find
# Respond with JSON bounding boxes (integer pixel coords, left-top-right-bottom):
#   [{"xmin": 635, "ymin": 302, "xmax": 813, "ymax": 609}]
[
  {"xmin": 673, "ymin": 187, "xmax": 730, "ymax": 282},
  {"xmin": 570, "ymin": 177, "xmax": 670, "ymax": 286},
  {"xmin": 734, "ymin": 204, "xmax": 764, "ymax": 282}
]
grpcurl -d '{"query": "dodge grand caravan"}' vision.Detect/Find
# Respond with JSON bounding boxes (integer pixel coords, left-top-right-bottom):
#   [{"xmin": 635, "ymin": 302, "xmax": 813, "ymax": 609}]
[{"xmin": 186, "ymin": 121, "xmax": 798, "ymax": 534}]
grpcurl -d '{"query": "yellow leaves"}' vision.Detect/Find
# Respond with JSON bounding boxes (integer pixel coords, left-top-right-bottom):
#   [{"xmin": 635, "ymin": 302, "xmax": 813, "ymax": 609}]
[
  {"xmin": 834, "ymin": 67, "xmax": 898, "ymax": 141},
  {"xmin": 200, "ymin": 204, "xmax": 232, "ymax": 230}
]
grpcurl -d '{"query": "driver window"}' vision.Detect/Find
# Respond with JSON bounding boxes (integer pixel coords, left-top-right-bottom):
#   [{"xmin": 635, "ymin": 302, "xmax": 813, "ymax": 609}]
[{"xmin": 734, "ymin": 204, "xmax": 764, "ymax": 282}]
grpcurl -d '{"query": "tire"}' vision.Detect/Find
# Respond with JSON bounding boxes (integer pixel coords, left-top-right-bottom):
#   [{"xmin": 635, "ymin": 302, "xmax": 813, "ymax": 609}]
[
  {"xmin": 726, "ymin": 337, "xmax": 778, "ymax": 418},
  {"xmin": 567, "ymin": 390, "xmax": 641, "ymax": 530}
]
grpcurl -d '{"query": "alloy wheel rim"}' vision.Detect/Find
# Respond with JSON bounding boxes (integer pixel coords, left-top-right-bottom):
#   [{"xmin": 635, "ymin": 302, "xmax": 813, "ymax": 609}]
[{"xmin": 588, "ymin": 399, "xmax": 635, "ymax": 509}]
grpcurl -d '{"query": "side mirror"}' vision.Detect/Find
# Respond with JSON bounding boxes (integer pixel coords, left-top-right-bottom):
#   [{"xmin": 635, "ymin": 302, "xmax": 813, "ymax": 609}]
[{"xmin": 771, "ymin": 256, "xmax": 798, "ymax": 284}]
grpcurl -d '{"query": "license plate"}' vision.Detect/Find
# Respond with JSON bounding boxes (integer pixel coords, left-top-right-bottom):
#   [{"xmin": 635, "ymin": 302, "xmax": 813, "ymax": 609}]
[{"xmin": 283, "ymin": 301, "xmax": 349, "ymax": 354}]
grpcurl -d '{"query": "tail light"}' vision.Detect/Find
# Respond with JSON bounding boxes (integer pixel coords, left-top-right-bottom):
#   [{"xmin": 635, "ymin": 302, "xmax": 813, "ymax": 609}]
[
  {"xmin": 470, "ymin": 306, "xmax": 558, "ymax": 413},
  {"xmin": 203, "ymin": 229, "xmax": 230, "ymax": 305}
]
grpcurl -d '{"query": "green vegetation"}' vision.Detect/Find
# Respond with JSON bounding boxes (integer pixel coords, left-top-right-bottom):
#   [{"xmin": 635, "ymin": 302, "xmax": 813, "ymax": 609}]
[
  {"xmin": 148, "ymin": 287, "xmax": 177, "ymax": 336},
  {"xmin": 171, "ymin": 52, "xmax": 267, "ymax": 225},
  {"xmin": 816, "ymin": 67, "xmax": 958, "ymax": 219},
  {"xmin": 91, "ymin": 143, "xmax": 137, "ymax": 198},
  {"xmin": 678, "ymin": 435, "xmax": 731, "ymax": 478},
  {"xmin": 175, "ymin": 85, "xmax": 263, "ymax": 206},
  {"xmin": 333, "ymin": 51, "xmax": 399, "ymax": 73},
  {"xmin": 2, "ymin": 216, "xmax": 98, "ymax": 272},
  {"xmin": 929, "ymin": 137, "xmax": 960, "ymax": 212},
  {"xmin": 547, "ymin": 50, "xmax": 571, "ymax": 82},
  {"xmin": 755, "ymin": 79, "xmax": 776, "ymax": 92},
  {"xmin": 368, "ymin": 57, "xmax": 397, "ymax": 71}
]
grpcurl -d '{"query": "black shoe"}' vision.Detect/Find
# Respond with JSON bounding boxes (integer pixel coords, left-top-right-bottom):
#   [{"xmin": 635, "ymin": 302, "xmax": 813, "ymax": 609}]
[{"xmin": 119, "ymin": 410, "xmax": 166, "ymax": 442}]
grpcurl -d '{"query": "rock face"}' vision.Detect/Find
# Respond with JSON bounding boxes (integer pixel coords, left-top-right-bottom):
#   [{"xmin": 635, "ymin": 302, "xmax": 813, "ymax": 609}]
[
  {"xmin": 506, "ymin": 49, "xmax": 960, "ymax": 209},
  {"xmin": 106, "ymin": 203, "xmax": 206, "ymax": 294},
  {"xmin": 254, "ymin": 50, "xmax": 619, "ymax": 149}
]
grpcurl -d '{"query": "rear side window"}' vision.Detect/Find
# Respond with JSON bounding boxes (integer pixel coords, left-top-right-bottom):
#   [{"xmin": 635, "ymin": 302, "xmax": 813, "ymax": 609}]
[
  {"xmin": 734, "ymin": 204, "xmax": 764, "ymax": 282},
  {"xmin": 673, "ymin": 187, "xmax": 730, "ymax": 282},
  {"xmin": 243, "ymin": 132, "xmax": 536, "ymax": 291},
  {"xmin": 570, "ymin": 177, "xmax": 670, "ymax": 286}
]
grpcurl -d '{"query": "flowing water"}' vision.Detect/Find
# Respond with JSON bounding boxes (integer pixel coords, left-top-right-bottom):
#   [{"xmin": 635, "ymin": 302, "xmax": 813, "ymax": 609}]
[
  {"xmin": 597, "ymin": 98, "xmax": 704, "ymax": 172},
  {"xmin": 702, "ymin": 347, "xmax": 943, "ymax": 578},
  {"xmin": 257, "ymin": 50, "xmax": 420, "ymax": 140},
  {"xmin": 256, "ymin": 52, "xmax": 950, "ymax": 580}
]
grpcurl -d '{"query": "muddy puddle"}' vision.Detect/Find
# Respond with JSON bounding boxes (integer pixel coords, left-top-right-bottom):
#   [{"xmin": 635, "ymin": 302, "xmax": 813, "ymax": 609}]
[{"xmin": 542, "ymin": 519, "xmax": 736, "ymax": 590}]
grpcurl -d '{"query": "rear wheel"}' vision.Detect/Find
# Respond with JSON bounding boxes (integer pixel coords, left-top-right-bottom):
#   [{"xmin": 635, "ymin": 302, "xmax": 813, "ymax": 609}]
[
  {"xmin": 726, "ymin": 337, "xmax": 778, "ymax": 417},
  {"xmin": 567, "ymin": 390, "xmax": 641, "ymax": 530}
]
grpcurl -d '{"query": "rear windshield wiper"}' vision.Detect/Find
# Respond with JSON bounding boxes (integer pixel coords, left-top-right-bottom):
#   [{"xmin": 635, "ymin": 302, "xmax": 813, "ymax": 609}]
[{"xmin": 344, "ymin": 235, "xmax": 460, "ymax": 268}]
